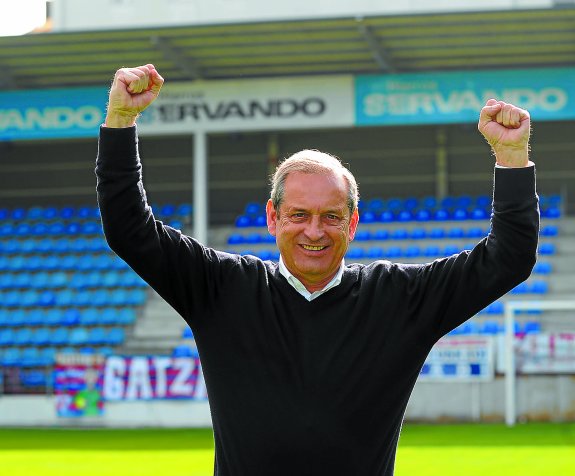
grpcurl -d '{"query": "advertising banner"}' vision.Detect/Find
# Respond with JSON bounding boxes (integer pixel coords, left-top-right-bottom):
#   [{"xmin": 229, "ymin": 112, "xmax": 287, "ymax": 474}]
[
  {"xmin": 356, "ymin": 68, "xmax": 575, "ymax": 126},
  {"xmin": 54, "ymin": 353, "xmax": 105, "ymax": 417},
  {"xmin": 419, "ymin": 336, "xmax": 494, "ymax": 381},
  {"xmin": 0, "ymin": 87, "xmax": 106, "ymax": 141},
  {"xmin": 138, "ymin": 75, "xmax": 354, "ymax": 133},
  {"xmin": 1, "ymin": 76, "xmax": 353, "ymax": 141},
  {"xmin": 497, "ymin": 332, "xmax": 575, "ymax": 374},
  {"xmin": 102, "ymin": 355, "xmax": 207, "ymax": 401}
]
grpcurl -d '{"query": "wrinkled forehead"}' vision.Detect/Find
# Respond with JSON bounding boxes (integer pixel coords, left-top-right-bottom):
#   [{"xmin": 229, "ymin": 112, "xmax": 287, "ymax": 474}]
[{"xmin": 281, "ymin": 171, "xmax": 349, "ymax": 211}]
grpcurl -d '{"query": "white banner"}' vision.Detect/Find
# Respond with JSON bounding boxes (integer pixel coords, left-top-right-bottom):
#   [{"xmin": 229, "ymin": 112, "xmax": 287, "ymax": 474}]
[
  {"xmin": 419, "ymin": 336, "xmax": 494, "ymax": 382},
  {"xmin": 137, "ymin": 76, "xmax": 354, "ymax": 134},
  {"xmin": 497, "ymin": 333, "xmax": 575, "ymax": 374}
]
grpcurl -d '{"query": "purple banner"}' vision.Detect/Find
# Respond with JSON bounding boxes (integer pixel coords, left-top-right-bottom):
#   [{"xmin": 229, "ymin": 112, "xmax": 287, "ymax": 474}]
[{"xmin": 102, "ymin": 355, "xmax": 207, "ymax": 401}]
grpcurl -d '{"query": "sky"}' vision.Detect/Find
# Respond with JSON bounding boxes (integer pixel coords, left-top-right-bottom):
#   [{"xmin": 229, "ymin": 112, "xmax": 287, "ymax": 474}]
[{"xmin": 0, "ymin": 0, "xmax": 48, "ymax": 37}]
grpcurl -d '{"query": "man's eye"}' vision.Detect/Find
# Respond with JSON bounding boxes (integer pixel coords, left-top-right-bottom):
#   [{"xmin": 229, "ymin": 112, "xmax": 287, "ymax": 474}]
[{"xmin": 326, "ymin": 214, "xmax": 340, "ymax": 221}]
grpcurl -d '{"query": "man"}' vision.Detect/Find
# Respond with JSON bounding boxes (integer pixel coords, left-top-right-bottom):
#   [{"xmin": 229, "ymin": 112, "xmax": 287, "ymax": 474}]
[{"xmin": 96, "ymin": 64, "xmax": 539, "ymax": 475}]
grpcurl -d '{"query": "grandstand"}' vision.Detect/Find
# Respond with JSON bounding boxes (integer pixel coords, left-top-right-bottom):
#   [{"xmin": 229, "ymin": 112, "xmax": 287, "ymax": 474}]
[{"xmin": 1, "ymin": 0, "xmax": 575, "ymax": 427}]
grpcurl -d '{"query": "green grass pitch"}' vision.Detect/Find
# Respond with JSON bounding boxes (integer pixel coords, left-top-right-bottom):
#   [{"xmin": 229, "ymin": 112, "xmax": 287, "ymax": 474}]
[{"xmin": 1, "ymin": 423, "xmax": 574, "ymax": 475}]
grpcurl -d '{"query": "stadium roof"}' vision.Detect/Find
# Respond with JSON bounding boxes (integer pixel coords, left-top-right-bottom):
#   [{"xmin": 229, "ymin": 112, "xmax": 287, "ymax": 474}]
[{"xmin": 1, "ymin": 7, "xmax": 575, "ymax": 90}]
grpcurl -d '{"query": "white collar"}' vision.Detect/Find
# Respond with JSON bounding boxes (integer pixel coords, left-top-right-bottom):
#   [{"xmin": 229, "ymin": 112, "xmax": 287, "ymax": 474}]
[{"xmin": 278, "ymin": 256, "xmax": 345, "ymax": 301}]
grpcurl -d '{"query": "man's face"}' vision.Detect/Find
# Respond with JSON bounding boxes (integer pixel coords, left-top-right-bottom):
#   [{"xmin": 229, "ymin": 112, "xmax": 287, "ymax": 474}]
[{"xmin": 266, "ymin": 171, "xmax": 359, "ymax": 292}]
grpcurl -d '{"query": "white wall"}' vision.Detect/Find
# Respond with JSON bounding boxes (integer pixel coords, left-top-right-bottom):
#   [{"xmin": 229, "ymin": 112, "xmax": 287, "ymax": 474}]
[{"xmin": 51, "ymin": 0, "xmax": 553, "ymax": 32}]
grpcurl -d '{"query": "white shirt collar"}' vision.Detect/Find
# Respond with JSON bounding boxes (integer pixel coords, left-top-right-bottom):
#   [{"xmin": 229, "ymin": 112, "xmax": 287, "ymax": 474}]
[{"xmin": 278, "ymin": 256, "xmax": 345, "ymax": 301}]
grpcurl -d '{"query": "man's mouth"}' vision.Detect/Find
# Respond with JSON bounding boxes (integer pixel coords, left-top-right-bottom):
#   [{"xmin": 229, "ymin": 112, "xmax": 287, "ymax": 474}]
[{"xmin": 301, "ymin": 245, "xmax": 327, "ymax": 251}]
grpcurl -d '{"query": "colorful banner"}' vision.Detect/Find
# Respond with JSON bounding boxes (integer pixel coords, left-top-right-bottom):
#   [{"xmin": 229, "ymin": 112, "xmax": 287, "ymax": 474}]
[
  {"xmin": 0, "ymin": 87, "xmax": 106, "ymax": 141},
  {"xmin": 102, "ymin": 355, "xmax": 207, "ymax": 401},
  {"xmin": 54, "ymin": 353, "xmax": 105, "ymax": 417},
  {"xmin": 355, "ymin": 68, "xmax": 575, "ymax": 126},
  {"xmin": 419, "ymin": 336, "xmax": 494, "ymax": 381},
  {"xmin": 1, "ymin": 76, "xmax": 353, "ymax": 141},
  {"xmin": 497, "ymin": 332, "xmax": 575, "ymax": 374}
]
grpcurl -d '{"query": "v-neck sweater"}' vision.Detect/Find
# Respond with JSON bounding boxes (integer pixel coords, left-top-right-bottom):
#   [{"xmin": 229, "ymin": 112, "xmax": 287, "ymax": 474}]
[{"xmin": 96, "ymin": 126, "xmax": 539, "ymax": 476}]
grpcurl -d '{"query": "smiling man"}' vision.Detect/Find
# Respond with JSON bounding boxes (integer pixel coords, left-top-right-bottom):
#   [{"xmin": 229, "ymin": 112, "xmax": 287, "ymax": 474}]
[
  {"xmin": 96, "ymin": 65, "xmax": 539, "ymax": 476},
  {"xmin": 267, "ymin": 151, "xmax": 359, "ymax": 297}
]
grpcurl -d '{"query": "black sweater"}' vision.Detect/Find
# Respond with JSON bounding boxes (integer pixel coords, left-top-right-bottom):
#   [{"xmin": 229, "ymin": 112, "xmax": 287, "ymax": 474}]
[{"xmin": 96, "ymin": 126, "xmax": 539, "ymax": 476}]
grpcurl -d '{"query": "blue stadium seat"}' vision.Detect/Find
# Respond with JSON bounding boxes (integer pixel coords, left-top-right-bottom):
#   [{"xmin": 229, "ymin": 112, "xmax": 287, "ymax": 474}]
[
  {"xmin": 523, "ymin": 321, "xmax": 542, "ymax": 334},
  {"xmin": 410, "ymin": 228, "xmax": 426, "ymax": 240},
  {"xmin": 100, "ymin": 308, "xmax": 120, "ymax": 325},
  {"xmin": 31, "ymin": 328, "xmax": 52, "ymax": 346},
  {"xmin": 540, "ymin": 225, "xmax": 558, "ymax": 237},
  {"xmin": 227, "ymin": 233, "xmax": 244, "ymax": 245},
  {"xmin": 62, "ymin": 309, "xmax": 81, "ymax": 327},
  {"xmin": 385, "ymin": 247, "xmax": 402, "ymax": 259},
  {"xmin": 346, "ymin": 248, "xmax": 365, "ymax": 260},
  {"xmin": 354, "ymin": 230, "xmax": 371, "ymax": 242},
  {"xmin": 533, "ymin": 262, "xmax": 552, "ymax": 275},
  {"xmin": 372, "ymin": 230, "xmax": 389, "ymax": 241},
  {"xmin": 414, "ymin": 209, "xmax": 431, "ymax": 222},
  {"xmin": 127, "ymin": 289, "xmax": 146, "ymax": 306},
  {"xmin": 45, "ymin": 309, "xmax": 65, "ymax": 327},
  {"xmin": 397, "ymin": 210, "xmax": 413, "ymax": 222},
  {"xmin": 0, "ymin": 328, "xmax": 15, "ymax": 346},
  {"xmin": 172, "ymin": 344, "xmax": 194, "ymax": 357},
  {"xmin": 422, "ymin": 196, "xmax": 437, "ymax": 209},
  {"xmin": 80, "ymin": 308, "xmax": 101, "ymax": 326},
  {"xmin": 538, "ymin": 243, "xmax": 556, "ymax": 255},
  {"xmin": 428, "ymin": 228, "xmax": 445, "ymax": 239},
  {"xmin": 367, "ymin": 247, "xmax": 384, "ymax": 259},
  {"xmin": 49, "ymin": 328, "xmax": 69, "ymax": 346},
  {"xmin": 424, "ymin": 246, "xmax": 441, "ymax": 257},
  {"xmin": 481, "ymin": 320, "xmax": 502, "ymax": 334},
  {"xmin": 361, "ymin": 211, "xmax": 377, "ymax": 224},
  {"xmin": 542, "ymin": 207, "xmax": 561, "ymax": 219},
  {"xmin": 510, "ymin": 282, "xmax": 529, "ymax": 294},
  {"xmin": 88, "ymin": 328, "xmax": 107, "ymax": 346},
  {"xmin": 14, "ymin": 328, "xmax": 33, "ymax": 346},
  {"xmin": 403, "ymin": 246, "xmax": 421, "ymax": 258},
  {"xmin": 106, "ymin": 327, "xmax": 125, "ymax": 346},
  {"xmin": 68, "ymin": 327, "xmax": 90, "ymax": 346},
  {"xmin": 390, "ymin": 229, "xmax": 408, "ymax": 240},
  {"xmin": 25, "ymin": 309, "xmax": 45, "ymax": 327},
  {"xmin": 117, "ymin": 308, "xmax": 136, "ymax": 325},
  {"xmin": 1, "ymin": 348, "xmax": 21, "ymax": 367},
  {"xmin": 530, "ymin": 281, "xmax": 548, "ymax": 294},
  {"xmin": 21, "ymin": 347, "xmax": 42, "ymax": 367},
  {"xmin": 452, "ymin": 208, "xmax": 468, "ymax": 221},
  {"xmin": 256, "ymin": 250, "xmax": 273, "ymax": 261},
  {"xmin": 447, "ymin": 227, "xmax": 465, "ymax": 239},
  {"xmin": 235, "ymin": 215, "xmax": 251, "ymax": 228},
  {"xmin": 182, "ymin": 326, "xmax": 194, "ymax": 339},
  {"xmin": 379, "ymin": 211, "xmax": 394, "ymax": 223}
]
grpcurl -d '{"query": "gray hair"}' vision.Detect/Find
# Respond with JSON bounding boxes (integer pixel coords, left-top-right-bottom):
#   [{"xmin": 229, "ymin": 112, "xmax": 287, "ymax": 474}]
[{"xmin": 270, "ymin": 149, "xmax": 359, "ymax": 216}]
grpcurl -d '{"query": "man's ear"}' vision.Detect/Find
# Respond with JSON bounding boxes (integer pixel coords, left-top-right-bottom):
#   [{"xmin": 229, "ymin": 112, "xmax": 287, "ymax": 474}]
[
  {"xmin": 348, "ymin": 208, "xmax": 359, "ymax": 242},
  {"xmin": 266, "ymin": 199, "xmax": 277, "ymax": 236}
]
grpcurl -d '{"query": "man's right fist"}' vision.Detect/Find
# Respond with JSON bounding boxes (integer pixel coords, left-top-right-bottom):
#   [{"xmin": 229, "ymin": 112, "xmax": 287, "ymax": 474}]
[{"xmin": 105, "ymin": 64, "xmax": 164, "ymax": 128}]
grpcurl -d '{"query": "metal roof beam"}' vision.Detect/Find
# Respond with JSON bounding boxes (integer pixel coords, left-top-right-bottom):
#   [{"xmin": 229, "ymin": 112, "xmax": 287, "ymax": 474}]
[
  {"xmin": 356, "ymin": 19, "xmax": 395, "ymax": 73},
  {"xmin": 151, "ymin": 35, "xmax": 202, "ymax": 80},
  {"xmin": 0, "ymin": 63, "xmax": 16, "ymax": 89}
]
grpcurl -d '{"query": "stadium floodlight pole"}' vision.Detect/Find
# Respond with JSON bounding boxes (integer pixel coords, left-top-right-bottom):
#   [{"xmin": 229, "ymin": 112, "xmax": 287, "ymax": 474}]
[
  {"xmin": 193, "ymin": 130, "xmax": 208, "ymax": 245},
  {"xmin": 504, "ymin": 299, "xmax": 575, "ymax": 426}
]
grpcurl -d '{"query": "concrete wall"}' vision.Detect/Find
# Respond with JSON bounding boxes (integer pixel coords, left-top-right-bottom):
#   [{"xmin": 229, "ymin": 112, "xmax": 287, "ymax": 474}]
[
  {"xmin": 2, "ymin": 375, "xmax": 574, "ymax": 427},
  {"xmin": 52, "ymin": 0, "xmax": 553, "ymax": 32}
]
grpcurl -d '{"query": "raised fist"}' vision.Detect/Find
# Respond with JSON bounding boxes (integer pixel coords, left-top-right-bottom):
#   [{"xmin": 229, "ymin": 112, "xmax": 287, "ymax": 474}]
[
  {"xmin": 105, "ymin": 64, "xmax": 164, "ymax": 128},
  {"xmin": 478, "ymin": 99, "xmax": 530, "ymax": 167}
]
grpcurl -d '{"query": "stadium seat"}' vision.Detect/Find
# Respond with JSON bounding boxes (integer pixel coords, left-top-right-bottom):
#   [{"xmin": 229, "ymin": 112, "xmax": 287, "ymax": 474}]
[
  {"xmin": 346, "ymin": 248, "xmax": 365, "ymax": 259},
  {"xmin": 49, "ymin": 328, "xmax": 69, "ymax": 346},
  {"xmin": 68, "ymin": 327, "xmax": 90, "ymax": 346},
  {"xmin": 31, "ymin": 328, "xmax": 52, "ymax": 346},
  {"xmin": 523, "ymin": 321, "xmax": 542, "ymax": 334},
  {"xmin": 372, "ymin": 229, "xmax": 389, "ymax": 241},
  {"xmin": 1, "ymin": 348, "xmax": 21, "ymax": 367},
  {"xmin": 106, "ymin": 327, "xmax": 125, "ymax": 346},
  {"xmin": 533, "ymin": 262, "xmax": 552, "ymax": 275},
  {"xmin": 354, "ymin": 230, "xmax": 371, "ymax": 242},
  {"xmin": 538, "ymin": 243, "xmax": 556, "ymax": 255},
  {"xmin": 182, "ymin": 326, "xmax": 194, "ymax": 339},
  {"xmin": 540, "ymin": 225, "xmax": 559, "ymax": 237},
  {"xmin": 530, "ymin": 281, "xmax": 548, "ymax": 294},
  {"xmin": 410, "ymin": 228, "xmax": 426, "ymax": 240}
]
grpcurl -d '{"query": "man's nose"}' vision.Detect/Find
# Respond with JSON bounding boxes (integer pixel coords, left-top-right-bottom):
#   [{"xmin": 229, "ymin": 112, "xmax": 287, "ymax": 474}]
[{"xmin": 304, "ymin": 216, "xmax": 325, "ymax": 241}]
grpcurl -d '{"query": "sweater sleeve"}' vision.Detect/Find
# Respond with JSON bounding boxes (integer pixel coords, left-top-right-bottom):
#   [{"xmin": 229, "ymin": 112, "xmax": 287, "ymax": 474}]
[
  {"xmin": 95, "ymin": 126, "xmax": 232, "ymax": 325},
  {"xmin": 406, "ymin": 165, "xmax": 539, "ymax": 342}
]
